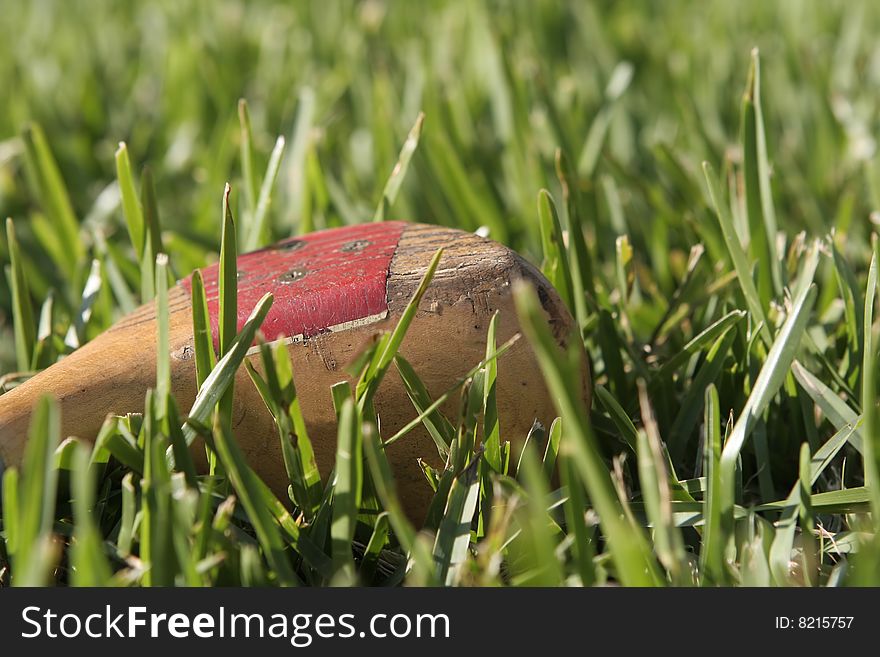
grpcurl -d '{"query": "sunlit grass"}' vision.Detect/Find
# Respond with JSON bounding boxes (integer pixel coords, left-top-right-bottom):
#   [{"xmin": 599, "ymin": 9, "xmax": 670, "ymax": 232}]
[{"xmin": 1, "ymin": 0, "xmax": 880, "ymax": 586}]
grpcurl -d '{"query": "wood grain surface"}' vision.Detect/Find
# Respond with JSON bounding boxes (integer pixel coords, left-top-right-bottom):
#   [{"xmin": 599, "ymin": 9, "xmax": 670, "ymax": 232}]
[{"xmin": 0, "ymin": 222, "xmax": 589, "ymax": 521}]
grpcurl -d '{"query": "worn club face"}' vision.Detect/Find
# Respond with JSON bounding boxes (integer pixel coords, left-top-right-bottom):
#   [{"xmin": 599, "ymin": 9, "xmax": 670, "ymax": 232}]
[{"xmin": 181, "ymin": 221, "xmax": 408, "ymax": 347}]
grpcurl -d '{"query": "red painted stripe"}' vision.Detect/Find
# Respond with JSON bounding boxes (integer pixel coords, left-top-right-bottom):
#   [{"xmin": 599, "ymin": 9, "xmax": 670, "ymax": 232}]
[{"xmin": 179, "ymin": 221, "xmax": 407, "ymax": 348}]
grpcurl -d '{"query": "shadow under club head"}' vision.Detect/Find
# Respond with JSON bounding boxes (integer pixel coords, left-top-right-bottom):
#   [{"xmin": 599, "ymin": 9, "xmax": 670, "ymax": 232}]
[{"xmin": 0, "ymin": 221, "xmax": 590, "ymax": 521}]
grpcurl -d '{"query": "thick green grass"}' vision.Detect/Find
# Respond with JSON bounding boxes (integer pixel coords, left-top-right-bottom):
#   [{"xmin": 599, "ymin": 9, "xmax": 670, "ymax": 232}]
[{"xmin": 1, "ymin": 0, "xmax": 880, "ymax": 586}]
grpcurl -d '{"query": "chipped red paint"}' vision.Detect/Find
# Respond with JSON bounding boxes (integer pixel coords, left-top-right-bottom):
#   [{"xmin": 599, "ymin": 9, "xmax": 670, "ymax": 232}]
[{"xmin": 180, "ymin": 221, "xmax": 407, "ymax": 349}]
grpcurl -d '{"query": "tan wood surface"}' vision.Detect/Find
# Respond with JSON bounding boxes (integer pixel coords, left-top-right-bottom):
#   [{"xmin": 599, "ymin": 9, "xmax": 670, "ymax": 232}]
[{"xmin": 0, "ymin": 223, "xmax": 589, "ymax": 521}]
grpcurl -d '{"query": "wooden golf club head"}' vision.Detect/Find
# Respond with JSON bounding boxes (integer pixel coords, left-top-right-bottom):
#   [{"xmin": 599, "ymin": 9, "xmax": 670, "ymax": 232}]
[{"xmin": 0, "ymin": 221, "xmax": 590, "ymax": 521}]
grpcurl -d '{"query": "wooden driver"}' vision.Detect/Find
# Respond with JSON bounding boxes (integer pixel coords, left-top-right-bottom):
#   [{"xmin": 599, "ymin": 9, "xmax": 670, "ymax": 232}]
[{"xmin": 0, "ymin": 222, "xmax": 590, "ymax": 521}]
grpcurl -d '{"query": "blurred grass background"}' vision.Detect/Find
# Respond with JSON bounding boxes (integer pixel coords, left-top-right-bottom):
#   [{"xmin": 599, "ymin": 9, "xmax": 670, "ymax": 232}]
[
  {"xmin": 2, "ymin": 0, "xmax": 880, "ymax": 586},
  {"xmin": 3, "ymin": 0, "xmax": 878, "ymax": 297}
]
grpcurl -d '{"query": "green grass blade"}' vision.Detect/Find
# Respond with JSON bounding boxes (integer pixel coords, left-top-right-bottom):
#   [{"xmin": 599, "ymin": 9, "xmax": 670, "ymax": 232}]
[
  {"xmin": 809, "ymin": 423, "xmax": 859, "ymax": 485},
  {"xmin": 166, "ymin": 396, "xmax": 198, "ymax": 487},
  {"xmin": 456, "ymin": 370, "xmax": 485, "ymax": 473},
  {"xmin": 14, "ymin": 395, "xmax": 61, "ymax": 585},
  {"xmin": 515, "ymin": 420, "xmax": 545, "ymax": 478},
  {"xmin": 139, "ymin": 232, "xmax": 155, "ymax": 302},
  {"xmin": 433, "ymin": 451, "xmax": 481, "ymax": 585},
  {"xmin": 791, "ymin": 361, "xmax": 863, "ymax": 453},
  {"xmin": 93, "ymin": 230, "xmax": 137, "ymax": 314},
  {"xmin": 863, "ymin": 240, "xmax": 880, "ymax": 509},
  {"xmin": 559, "ymin": 451, "xmax": 596, "ymax": 585},
  {"xmin": 114, "ymin": 141, "xmax": 144, "ymax": 258},
  {"xmin": 555, "ymin": 149, "xmax": 594, "ymax": 333},
  {"xmin": 636, "ymin": 382, "xmax": 688, "ymax": 584},
  {"xmin": 179, "ymin": 292, "xmax": 273, "ymax": 450},
  {"xmin": 656, "ymin": 310, "xmax": 746, "ymax": 379},
  {"xmin": 363, "ymin": 423, "xmax": 435, "ymax": 582},
  {"xmin": 69, "ymin": 441, "xmax": 112, "ymax": 586},
  {"xmin": 21, "ymin": 122, "xmax": 82, "ymax": 273},
  {"xmin": 217, "ymin": 183, "xmax": 238, "ymax": 434},
  {"xmin": 239, "ymin": 544, "xmax": 266, "ymax": 586},
  {"xmin": 155, "ymin": 254, "xmax": 170, "ymax": 417},
  {"xmin": 768, "ymin": 448, "xmax": 812, "ymax": 586},
  {"xmin": 1, "ymin": 468, "xmax": 20, "ymax": 561},
  {"xmin": 797, "ymin": 442, "xmax": 818, "ymax": 586},
  {"xmin": 748, "ymin": 49, "xmax": 783, "ymax": 296},
  {"xmin": 210, "ymin": 415, "xmax": 299, "ymax": 586},
  {"xmin": 384, "ymin": 333, "xmax": 520, "ymax": 448},
  {"xmin": 596, "ymin": 310, "xmax": 628, "ymax": 398},
  {"xmin": 252, "ymin": 477, "xmax": 333, "ymax": 580},
  {"xmin": 284, "ymin": 87, "xmax": 316, "ymax": 235},
  {"xmin": 63, "ymin": 258, "xmax": 102, "ymax": 349},
  {"xmin": 332, "ymin": 380, "xmax": 353, "ymax": 418},
  {"xmin": 700, "ymin": 384, "xmax": 726, "ymax": 585},
  {"xmin": 246, "ymin": 343, "xmax": 320, "ymax": 517},
  {"xmin": 190, "ymin": 269, "xmax": 216, "ymax": 389},
  {"xmin": 141, "ymin": 390, "xmax": 174, "ymax": 586},
  {"xmin": 542, "ymin": 416, "xmax": 563, "ymax": 480},
  {"xmin": 669, "ymin": 330, "xmax": 736, "ymax": 462},
  {"xmin": 757, "ymin": 487, "xmax": 871, "ymax": 514},
  {"xmin": 141, "ymin": 166, "xmax": 165, "ymax": 271},
  {"xmin": 5, "ymin": 218, "xmax": 36, "ymax": 371},
  {"xmin": 356, "ymin": 247, "xmax": 443, "ymax": 404},
  {"xmin": 116, "ymin": 472, "xmax": 136, "ymax": 558},
  {"xmin": 741, "ymin": 51, "xmax": 779, "ymax": 304},
  {"xmin": 359, "ymin": 512, "xmax": 389, "ymax": 583},
  {"xmin": 218, "ymin": 183, "xmax": 238, "ymax": 358},
  {"xmin": 90, "ymin": 416, "xmax": 143, "ymax": 472},
  {"xmin": 238, "ymin": 98, "xmax": 259, "ymax": 219},
  {"xmin": 536, "ymin": 189, "xmax": 574, "ymax": 309},
  {"xmin": 246, "ymin": 136, "xmax": 286, "ymax": 251},
  {"xmin": 422, "ymin": 130, "xmax": 506, "ymax": 240},
  {"xmin": 514, "ymin": 281, "xmax": 662, "ymax": 586},
  {"xmin": 273, "ymin": 341, "xmax": 322, "ymax": 514},
  {"xmin": 482, "ymin": 311, "xmax": 501, "ymax": 468},
  {"xmin": 53, "ymin": 436, "xmax": 80, "ymax": 470},
  {"xmin": 703, "ymin": 161, "xmax": 771, "ymax": 346},
  {"xmin": 594, "ymin": 384, "xmax": 638, "ymax": 452},
  {"xmin": 191, "ymin": 476, "xmax": 217, "ymax": 566},
  {"xmin": 508, "ymin": 446, "xmax": 565, "ymax": 586},
  {"xmin": 394, "ymin": 354, "xmax": 453, "ymax": 458},
  {"xmin": 330, "ymin": 396, "xmax": 363, "ymax": 577},
  {"xmin": 831, "ymin": 242, "xmax": 862, "ymax": 369},
  {"xmin": 718, "ymin": 284, "xmax": 816, "ymax": 552},
  {"xmin": 373, "ymin": 112, "xmax": 424, "ymax": 222},
  {"xmin": 578, "ymin": 61, "xmax": 634, "ymax": 178},
  {"xmin": 31, "ymin": 289, "xmax": 58, "ymax": 369}
]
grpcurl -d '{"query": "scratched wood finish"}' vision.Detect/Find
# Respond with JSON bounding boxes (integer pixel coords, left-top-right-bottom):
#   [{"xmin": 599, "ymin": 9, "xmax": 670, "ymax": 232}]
[
  {"xmin": 0, "ymin": 223, "xmax": 589, "ymax": 521},
  {"xmin": 180, "ymin": 221, "xmax": 407, "ymax": 346}
]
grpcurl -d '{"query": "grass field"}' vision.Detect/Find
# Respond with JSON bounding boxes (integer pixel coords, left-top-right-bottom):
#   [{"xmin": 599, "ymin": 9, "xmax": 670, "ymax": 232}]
[{"xmin": 1, "ymin": 0, "xmax": 880, "ymax": 586}]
